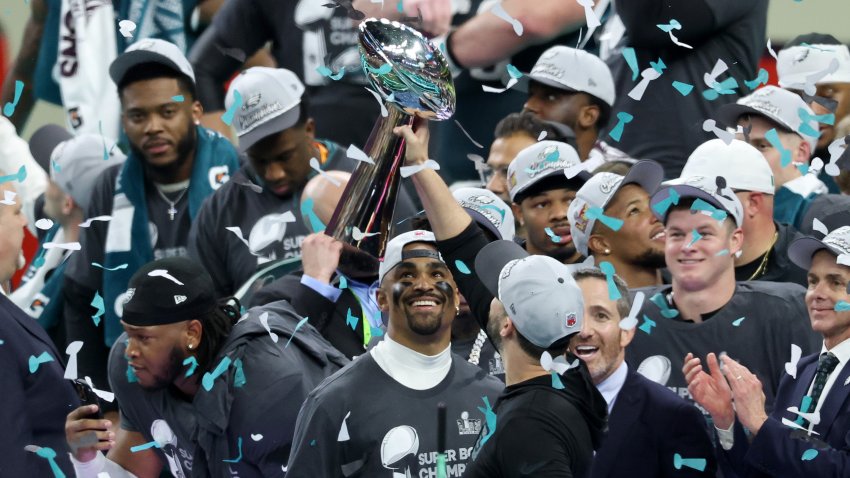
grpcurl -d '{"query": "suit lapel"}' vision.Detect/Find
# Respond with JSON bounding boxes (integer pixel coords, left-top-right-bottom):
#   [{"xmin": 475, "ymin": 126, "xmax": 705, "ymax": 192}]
[
  {"xmin": 789, "ymin": 355, "xmax": 819, "ymax": 412},
  {"xmin": 816, "ymin": 360, "xmax": 850, "ymax": 438},
  {"xmin": 593, "ymin": 371, "xmax": 643, "ymax": 477},
  {"xmin": 4, "ymin": 297, "xmax": 64, "ymax": 363}
]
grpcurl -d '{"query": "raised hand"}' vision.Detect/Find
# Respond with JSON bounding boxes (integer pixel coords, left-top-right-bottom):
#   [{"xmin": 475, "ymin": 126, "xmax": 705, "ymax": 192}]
[{"xmin": 683, "ymin": 352, "xmax": 735, "ymax": 429}]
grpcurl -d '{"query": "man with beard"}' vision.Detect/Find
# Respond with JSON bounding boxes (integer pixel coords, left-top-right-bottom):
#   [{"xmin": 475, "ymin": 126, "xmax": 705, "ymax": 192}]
[
  {"xmin": 669, "ymin": 139, "xmax": 808, "ymax": 286},
  {"xmin": 285, "ymin": 231, "xmax": 503, "ymax": 477},
  {"xmin": 64, "ymin": 257, "xmax": 347, "ymax": 477},
  {"xmin": 63, "ymin": 39, "xmax": 239, "ymax": 426},
  {"xmin": 627, "ymin": 177, "xmax": 819, "ymax": 422},
  {"xmin": 568, "ymin": 160, "xmax": 666, "ymax": 288},
  {"xmin": 189, "ymin": 67, "xmax": 417, "ymax": 297},
  {"xmin": 569, "ymin": 268, "xmax": 715, "ymax": 478},
  {"xmin": 522, "ymin": 46, "xmax": 637, "ymax": 171}
]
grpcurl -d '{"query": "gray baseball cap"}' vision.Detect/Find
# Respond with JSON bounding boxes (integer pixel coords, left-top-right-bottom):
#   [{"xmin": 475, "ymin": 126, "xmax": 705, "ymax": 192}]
[
  {"xmin": 109, "ymin": 39, "xmax": 195, "ymax": 86},
  {"xmin": 568, "ymin": 160, "xmax": 664, "ymax": 256},
  {"xmin": 520, "ymin": 46, "xmax": 616, "ymax": 106},
  {"xmin": 650, "ymin": 175, "xmax": 744, "ymax": 227},
  {"xmin": 788, "ymin": 225, "xmax": 850, "ymax": 270},
  {"xmin": 452, "ymin": 187, "xmax": 515, "ymax": 241},
  {"xmin": 507, "ymin": 140, "xmax": 590, "ymax": 203},
  {"xmin": 716, "ymin": 85, "xmax": 818, "ymax": 151},
  {"xmin": 226, "ymin": 67, "xmax": 306, "ymax": 153},
  {"xmin": 475, "ymin": 240, "xmax": 584, "ymax": 348},
  {"xmin": 378, "ymin": 230, "xmax": 444, "ymax": 284}
]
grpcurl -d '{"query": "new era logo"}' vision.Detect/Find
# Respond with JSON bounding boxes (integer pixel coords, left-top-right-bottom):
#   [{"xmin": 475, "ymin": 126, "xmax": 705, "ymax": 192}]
[{"xmin": 174, "ymin": 295, "xmax": 187, "ymax": 304}]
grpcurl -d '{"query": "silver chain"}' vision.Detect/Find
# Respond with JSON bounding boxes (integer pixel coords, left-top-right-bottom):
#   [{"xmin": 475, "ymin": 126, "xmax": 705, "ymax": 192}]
[
  {"xmin": 154, "ymin": 186, "xmax": 189, "ymax": 221},
  {"xmin": 467, "ymin": 329, "xmax": 488, "ymax": 365}
]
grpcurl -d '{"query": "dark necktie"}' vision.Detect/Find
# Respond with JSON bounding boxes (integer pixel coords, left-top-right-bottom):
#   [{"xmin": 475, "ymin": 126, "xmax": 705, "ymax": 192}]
[{"xmin": 802, "ymin": 352, "xmax": 840, "ymax": 426}]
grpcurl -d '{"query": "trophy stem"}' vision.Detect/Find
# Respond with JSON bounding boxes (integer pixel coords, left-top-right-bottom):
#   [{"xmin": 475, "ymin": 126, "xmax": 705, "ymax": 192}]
[{"xmin": 325, "ymin": 106, "xmax": 413, "ymax": 259}]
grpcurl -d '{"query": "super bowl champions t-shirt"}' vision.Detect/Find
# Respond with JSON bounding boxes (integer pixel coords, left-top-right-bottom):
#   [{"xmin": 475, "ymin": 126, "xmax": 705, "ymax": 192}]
[
  {"xmin": 286, "ymin": 353, "xmax": 503, "ymax": 478},
  {"xmin": 626, "ymin": 281, "xmax": 821, "ymax": 420}
]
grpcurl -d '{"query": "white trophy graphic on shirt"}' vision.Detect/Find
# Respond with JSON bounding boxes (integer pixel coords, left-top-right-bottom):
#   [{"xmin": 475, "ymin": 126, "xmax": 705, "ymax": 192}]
[
  {"xmin": 151, "ymin": 419, "xmax": 186, "ymax": 478},
  {"xmin": 380, "ymin": 425, "xmax": 420, "ymax": 478},
  {"xmin": 637, "ymin": 355, "xmax": 673, "ymax": 385}
]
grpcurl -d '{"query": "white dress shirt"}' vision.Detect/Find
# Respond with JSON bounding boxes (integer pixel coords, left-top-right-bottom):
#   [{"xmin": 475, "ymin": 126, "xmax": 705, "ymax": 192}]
[{"xmin": 597, "ymin": 361, "xmax": 629, "ymax": 414}]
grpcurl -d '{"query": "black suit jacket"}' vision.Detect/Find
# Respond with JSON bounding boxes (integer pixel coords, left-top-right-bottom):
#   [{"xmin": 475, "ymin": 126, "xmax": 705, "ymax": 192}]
[
  {"xmin": 591, "ymin": 369, "xmax": 717, "ymax": 478},
  {"xmin": 721, "ymin": 351, "xmax": 850, "ymax": 477},
  {"xmin": 249, "ymin": 271, "xmax": 367, "ymax": 359},
  {"xmin": 0, "ymin": 294, "xmax": 79, "ymax": 476}
]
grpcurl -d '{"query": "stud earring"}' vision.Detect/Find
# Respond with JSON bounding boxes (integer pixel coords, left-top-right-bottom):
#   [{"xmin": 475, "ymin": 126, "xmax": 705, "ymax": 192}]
[
  {"xmin": 604, "ymin": 249, "xmax": 611, "ymax": 255},
  {"xmin": 188, "ymin": 344, "xmax": 194, "ymax": 350}
]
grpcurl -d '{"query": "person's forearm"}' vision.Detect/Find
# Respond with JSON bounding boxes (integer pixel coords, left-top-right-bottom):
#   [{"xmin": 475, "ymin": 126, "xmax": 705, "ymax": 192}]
[
  {"xmin": 2, "ymin": 3, "xmax": 46, "ymax": 131},
  {"xmin": 411, "ymin": 168, "xmax": 471, "ymax": 240},
  {"xmin": 449, "ymin": 0, "xmax": 583, "ymax": 68}
]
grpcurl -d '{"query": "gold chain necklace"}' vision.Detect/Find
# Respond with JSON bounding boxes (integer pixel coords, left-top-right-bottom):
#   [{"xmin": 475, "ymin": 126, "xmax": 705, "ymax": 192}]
[{"xmin": 747, "ymin": 231, "xmax": 779, "ymax": 280}]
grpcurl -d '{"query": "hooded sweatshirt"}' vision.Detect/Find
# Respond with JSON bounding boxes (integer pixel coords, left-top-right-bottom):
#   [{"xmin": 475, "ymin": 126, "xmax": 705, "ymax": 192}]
[
  {"xmin": 464, "ymin": 359, "xmax": 608, "ymax": 478},
  {"xmin": 109, "ymin": 300, "xmax": 348, "ymax": 478}
]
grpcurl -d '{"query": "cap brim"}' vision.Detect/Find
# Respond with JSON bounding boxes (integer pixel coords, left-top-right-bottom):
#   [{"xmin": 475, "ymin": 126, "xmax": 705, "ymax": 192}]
[
  {"xmin": 620, "ymin": 160, "xmax": 664, "ymax": 196},
  {"xmin": 109, "ymin": 50, "xmax": 188, "ymax": 85},
  {"xmin": 512, "ymin": 168, "xmax": 591, "ymax": 203},
  {"xmin": 515, "ymin": 74, "xmax": 578, "ymax": 94},
  {"xmin": 464, "ymin": 209, "xmax": 503, "ymax": 241},
  {"xmin": 650, "ymin": 184, "xmax": 727, "ymax": 223},
  {"xmin": 788, "ymin": 236, "xmax": 837, "ymax": 270},
  {"xmin": 717, "ymin": 103, "xmax": 792, "ymax": 133},
  {"xmin": 29, "ymin": 124, "xmax": 72, "ymax": 173},
  {"xmin": 474, "ymin": 240, "xmax": 529, "ymax": 299},
  {"xmin": 237, "ymin": 107, "xmax": 301, "ymax": 153}
]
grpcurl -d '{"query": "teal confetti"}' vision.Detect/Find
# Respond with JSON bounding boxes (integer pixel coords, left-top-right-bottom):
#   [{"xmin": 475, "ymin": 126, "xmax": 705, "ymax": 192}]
[
  {"xmin": 285, "ymin": 316, "xmax": 310, "ymax": 349},
  {"xmin": 715, "ymin": 249, "xmax": 729, "ymax": 256},
  {"xmin": 202, "ymin": 356, "xmax": 233, "ymax": 391},
  {"xmin": 130, "ymin": 441, "xmax": 161, "ymax": 453},
  {"xmin": 649, "ymin": 292, "xmax": 679, "ymax": 319},
  {"xmin": 171, "ymin": 95, "xmax": 185, "ymax": 102},
  {"xmin": 650, "ymin": 58, "xmax": 667, "ymax": 75},
  {"xmin": 796, "ymin": 163, "xmax": 810, "ymax": 176},
  {"xmin": 587, "ymin": 207, "xmax": 624, "ymax": 231},
  {"xmin": 622, "ymin": 47, "xmax": 640, "ymax": 81},
  {"xmin": 127, "ymin": 364, "xmax": 138, "ymax": 383},
  {"xmin": 316, "ymin": 65, "xmax": 346, "ymax": 81},
  {"xmin": 221, "ymin": 89, "xmax": 242, "ymax": 126},
  {"xmin": 51, "ymin": 160, "xmax": 61, "ymax": 173},
  {"xmin": 0, "ymin": 165, "xmax": 27, "ymax": 185},
  {"xmin": 801, "ymin": 449, "xmax": 818, "ymax": 461},
  {"xmin": 691, "ymin": 198, "xmax": 727, "ymax": 222},
  {"xmin": 765, "ymin": 128, "xmax": 792, "ymax": 167},
  {"xmin": 32, "ymin": 250, "xmax": 46, "ymax": 268},
  {"xmin": 795, "ymin": 395, "xmax": 813, "ymax": 426},
  {"xmin": 28, "ymin": 351, "xmax": 55, "ymax": 373},
  {"xmin": 550, "ymin": 371, "xmax": 565, "ymax": 389},
  {"xmin": 90, "ymin": 291, "xmax": 105, "ymax": 327},
  {"xmin": 798, "ymin": 108, "xmax": 834, "ymax": 138},
  {"xmin": 477, "ymin": 396, "xmax": 497, "ymax": 446},
  {"xmin": 687, "ymin": 229, "xmax": 703, "ymax": 248},
  {"xmin": 3, "ymin": 80, "xmax": 24, "ymax": 117},
  {"xmin": 656, "ymin": 19, "xmax": 681, "ymax": 33},
  {"xmin": 673, "ymin": 453, "xmax": 707, "ymax": 471},
  {"xmin": 301, "ymin": 198, "xmax": 326, "ymax": 233},
  {"xmin": 672, "ymin": 81, "xmax": 694, "ymax": 96},
  {"xmin": 370, "ymin": 325, "xmax": 384, "ymax": 338},
  {"xmin": 92, "ymin": 262, "xmax": 129, "ymax": 271},
  {"xmin": 506, "ymin": 64, "xmax": 523, "ymax": 79},
  {"xmin": 544, "ymin": 227, "xmax": 561, "ymax": 243},
  {"xmin": 455, "ymin": 260, "xmax": 472, "ymax": 275},
  {"xmin": 608, "ymin": 112, "xmax": 634, "ymax": 142},
  {"xmin": 599, "ymin": 261, "xmax": 622, "ymax": 300},
  {"xmin": 702, "ymin": 77, "xmax": 739, "ymax": 100},
  {"xmin": 652, "ymin": 188, "xmax": 680, "ymax": 216},
  {"xmin": 744, "ymin": 68, "xmax": 769, "ymax": 90},
  {"xmin": 338, "ymin": 276, "xmax": 348, "ymax": 289},
  {"xmin": 396, "ymin": 0, "xmax": 403, "ymax": 12},
  {"xmin": 223, "ymin": 436, "xmax": 243, "ymax": 463},
  {"xmin": 183, "ymin": 356, "xmax": 199, "ymax": 377},
  {"xmin": 732, "ymin": 317, "xmax": 746, "ymax": 326},
  {"xmin": 638, "ymin": 315, "xmax": 656, "ymax": 334},
  {"xmin": 33, "ymin": 446, "xmax": 66, "ymax": 477},
  {"xmin": 835, "ymin": 301, "xmax": 850, "ymax": 311},
  {"xmin": 346, "ymin": 308, "xmax": 358, "ymax": 330},
  {"xmin": 366, "ymin": 64, "xmax": 392, "ymax": 75},
  {"xmin": 233, "ymin": 358, "xmax": 246, "ymax": 388},
  {"xmin": 310, "ymin": 439, "xmax": 317, "ymax": 446}
]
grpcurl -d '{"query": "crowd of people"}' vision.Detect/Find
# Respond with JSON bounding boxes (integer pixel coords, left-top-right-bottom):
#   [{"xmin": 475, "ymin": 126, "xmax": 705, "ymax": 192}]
[{"xmin": 1, "ymin": 0, "xmax": 850, "ymax": 476}]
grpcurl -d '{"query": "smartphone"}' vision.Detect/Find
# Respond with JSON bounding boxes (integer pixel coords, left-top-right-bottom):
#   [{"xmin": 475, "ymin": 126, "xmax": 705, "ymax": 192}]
[{"xmin": 70, "ymin": 379, "xmax": 104, "ymax": 419}]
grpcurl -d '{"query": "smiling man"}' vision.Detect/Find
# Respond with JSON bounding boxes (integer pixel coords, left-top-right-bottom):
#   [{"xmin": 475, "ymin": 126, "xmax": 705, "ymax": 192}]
[
  {"xmin": 685, "ymin": 224, "xmax": 850, "ymax": 477},
  {"xmin": 568, "ymin": 160, "xmax": 666, "ymax": 288},
  {"xmin": 286, "ymin": 231, "xmax": 503, "ymax": 478},
  {"xmin": 626, "ymin": 176, "xmax": 819, "ymax": 419},
  {"xmin": 569, "ymin": 268, "xmax": 715, "ymax": 478},
  {"xmin": 64, "ymin": 257, "xmax": 346, "ymax": 477},
  {"xmin": 62, "ymin": 39, "xmax": 240, "ymax": 425}
]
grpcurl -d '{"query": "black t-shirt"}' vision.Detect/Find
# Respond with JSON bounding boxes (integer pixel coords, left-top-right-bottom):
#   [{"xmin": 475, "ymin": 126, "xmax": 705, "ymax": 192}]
[
  {"xmin": 733, "ymin": 222, "xmax": 807, "ymax": 287},
  {"xmin": 626, "ymin": 281, "xmax": 821, "ymax": 419},
  {"xmin": 601, "ymin": 0, "xmax": 768, "ymax": 178},
  {"xmin": 464, "ymin": 364, "xmax": 608, "ymax": 478},
  {"xmin": 285, "ymin": 352, "xmax": 504, "ymax": 477}
]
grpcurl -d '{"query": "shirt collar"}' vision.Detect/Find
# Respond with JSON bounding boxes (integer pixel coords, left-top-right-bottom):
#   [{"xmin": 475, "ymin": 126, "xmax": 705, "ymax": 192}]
[
  {"xmin": 821, "ymin": 337, "xmax": 850, "ymax": 364},
  {"xmin": 597, "ymin": 361, "xmax": 628, "ymax": 412},
  {"xmin": 783, "ymin": 174, "xmax": 828, "ymax": 197}
]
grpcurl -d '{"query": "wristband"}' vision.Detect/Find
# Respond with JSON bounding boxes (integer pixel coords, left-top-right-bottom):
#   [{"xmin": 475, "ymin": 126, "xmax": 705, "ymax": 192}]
[
  {"xmin": 442, "ymin": 31, "xmax": 465, "ymax": 75},
  {"xmin": 69, "ymin": 451, "xmax": 105, "ymax": 477}
]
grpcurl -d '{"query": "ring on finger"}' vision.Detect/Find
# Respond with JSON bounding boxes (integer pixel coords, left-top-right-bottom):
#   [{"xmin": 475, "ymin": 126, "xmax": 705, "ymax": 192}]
[{"xmin": 735, "ymin": 375, "xmax": 743, "ymax": 380}]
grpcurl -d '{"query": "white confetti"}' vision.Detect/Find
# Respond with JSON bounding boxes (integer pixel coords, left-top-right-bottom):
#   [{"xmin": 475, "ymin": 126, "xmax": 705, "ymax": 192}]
[
  {"xmin": 118, "ymin": 19, "xmax": 136, "ymax": 38},
  {"xmin": 784, "ymin": 344, "xmax": 802, "ymax": 379},
  {"xmin": 481, "ymin": 78, "xmax": 518, "ymax": 94},
  {"xmin": 1, "ymin": 190, "xmax": 17, "ymax": 205},
  {"xmin": 766, "ymin": 38, "xmax": 778, "ymax": 60},
  {"xmin": 147, "ymin": 269, "xmax": 184, "ymax": 286},
  {"xmin": 84, "ymin": 376, "xmax": 115, "ymax": 402},
  {"xmin": 338, "ymin": 411, "xmax": 352, "ymax": 442},
  {"xmin": 812, "ymin": 218, "xmax": 829, "ymax": 236},
  {"xmin": 258, "ymin": 312, "xmax": 279, "ymax": 343},
  {"xmin": 541, "ymin": 351, "xmax": 578, "ymax": 373},
  {"xmin": 703, "ymin": 59, "xmax": 729, "ymax": 89},
  {"xmin": 400, "ymin": 159, "xmax": 441, "ymax": 178},
  {"xmin": 489, "ymin": 2, "xmax": 523, "ymax": 35},
  {"xmin": 309, "ymin": 157, "xmax": 342, "ymax": 186},
  {"xmin": 786, "ymin": 406, "xmax": 820, "ymax": 426},
  {"xmin": 35, "ymin": 218, "xmax": 55, "ymax": 230},
  {"xmin": 364, "ymin": 87, "xmax": 388, "ymax": 117},
  {"xmin": 64, "ymin": 341, "xmax": 83, "ymax": 380},
  {"xmin": 347, "ymin": 144, "xmax": 375, "ymax": 165},
  {"xmin": 43, "ymin": 241, "xmax": 82, "ymax": 251},
  {"xmin": 619, "ymin": 292, "xmax": 644, "ymax": 330},
  {"xmin": 251, "ymin": 434, "xmax": 264, "ymax": 441},
  {"xmin": 352, "ymin": 226, "xmax": 380, "ymax": 241},
  {"xmin": 226, "ymin": 227, "xmax": 251, "ymax": 247},
  {"xmin": 537, "ymin": 131, "xmax": 547, "ymax": 141},
  {"xmin": 79, "ymin": 215, "xmax": 112, "ymax": 228},
  {"xmin": 702, "ymin": 119, "xmax": 735, "ymax": 145},
  {"xmin": 576, "ymin": 0, "xmax": 601, "ymax": 28},
  {"xmin": 628, "ymin": 67, "xmax": 663, "ymax": 101}
]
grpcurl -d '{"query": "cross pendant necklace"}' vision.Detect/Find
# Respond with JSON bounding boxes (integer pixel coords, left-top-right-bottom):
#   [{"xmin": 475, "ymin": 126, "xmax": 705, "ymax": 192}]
[{"xmin": 155, "ymin": 187, "xmax": 189, "ymax": 221}]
